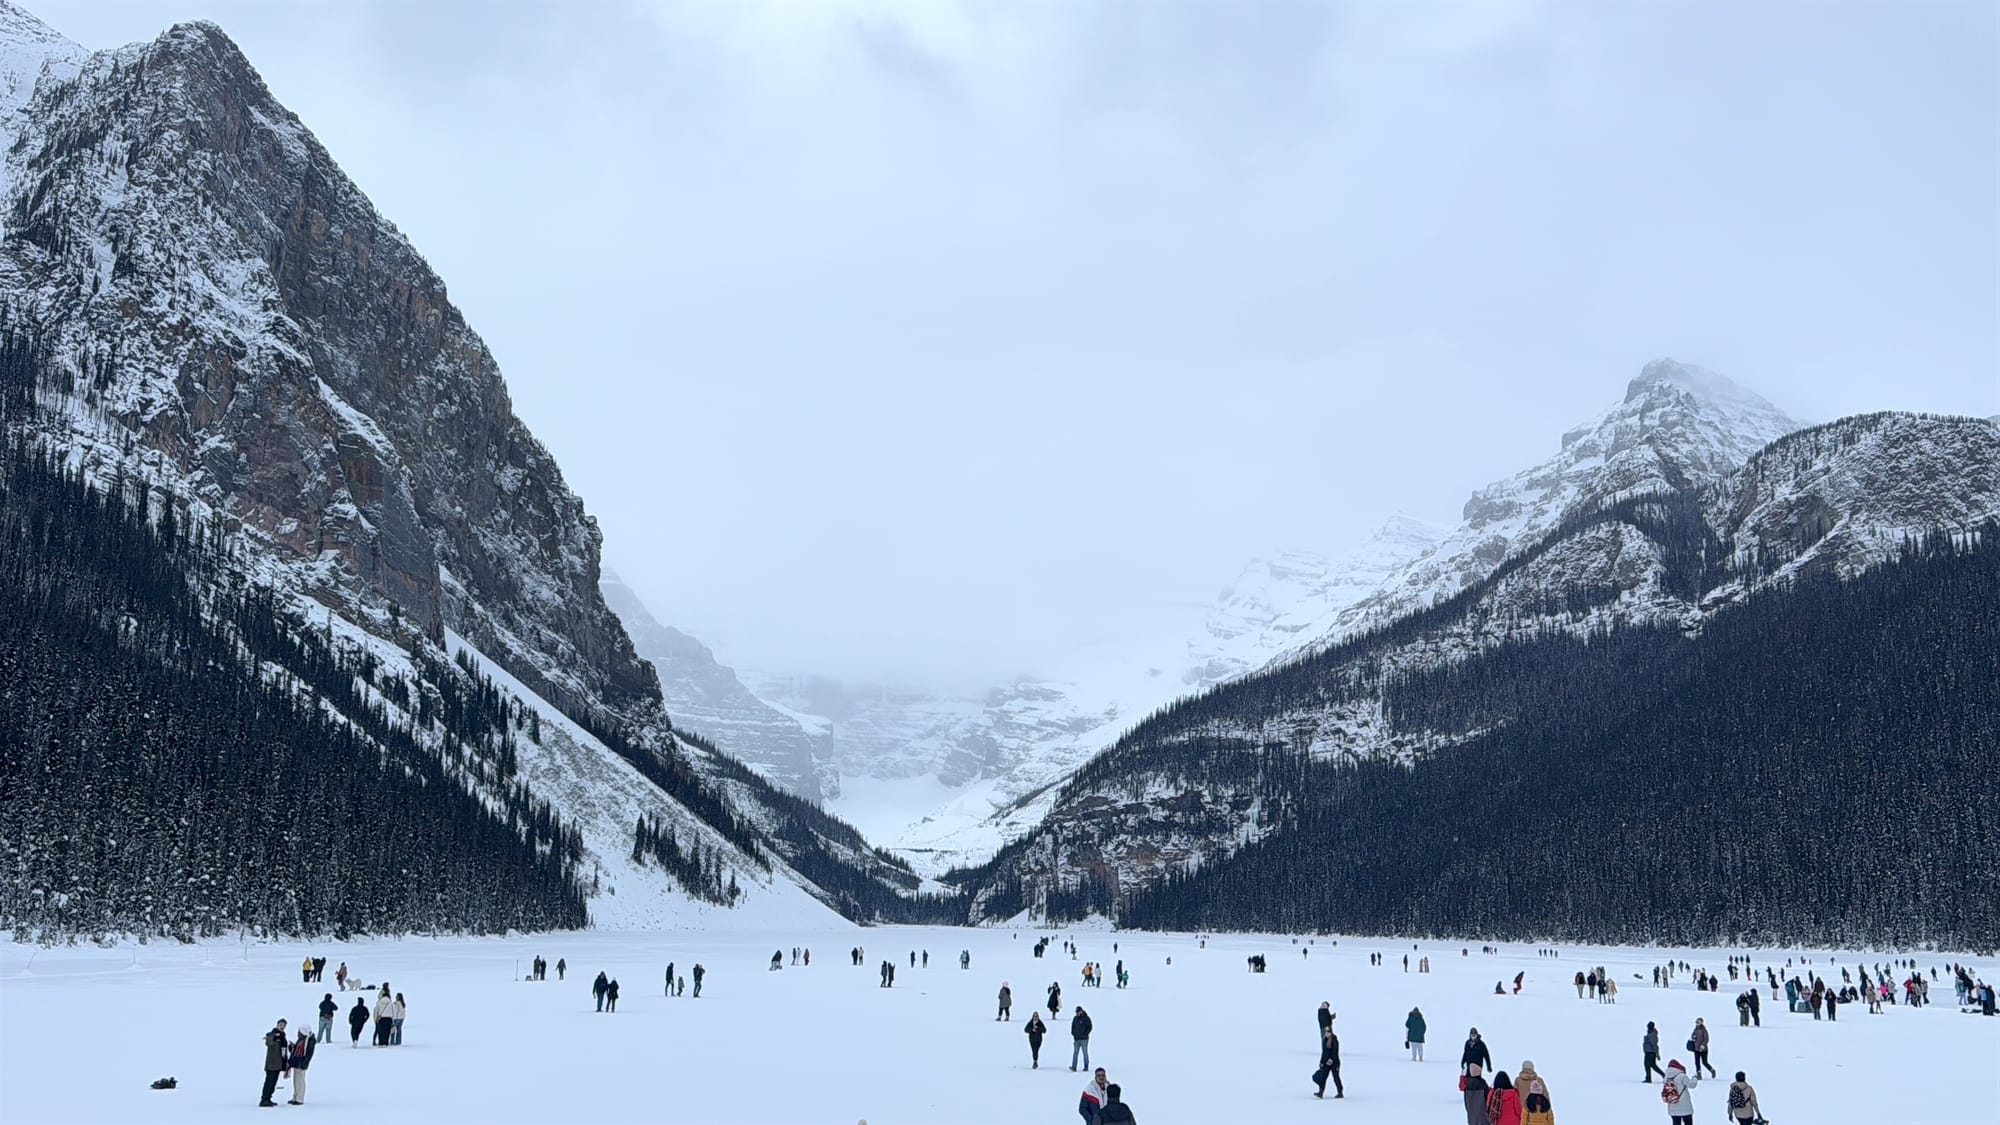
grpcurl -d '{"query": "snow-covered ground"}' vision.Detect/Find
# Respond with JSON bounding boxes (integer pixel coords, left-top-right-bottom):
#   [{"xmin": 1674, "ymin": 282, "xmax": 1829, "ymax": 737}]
[{"xmin": 3, "ymin": 927, "xmax": 1992, "ymax": 1124}]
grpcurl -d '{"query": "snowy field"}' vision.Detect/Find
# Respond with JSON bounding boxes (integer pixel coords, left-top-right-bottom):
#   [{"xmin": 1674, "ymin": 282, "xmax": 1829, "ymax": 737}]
[{"xmin": 3, "ymin": 926, "xmax": 1995, "ymax": 1124}]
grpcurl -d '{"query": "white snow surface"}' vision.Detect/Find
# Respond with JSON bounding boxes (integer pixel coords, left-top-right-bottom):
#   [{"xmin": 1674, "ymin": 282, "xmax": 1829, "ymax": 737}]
[{"xmin": 4, "ymin": 927, "xmax": 1993, "ymax": 1124}]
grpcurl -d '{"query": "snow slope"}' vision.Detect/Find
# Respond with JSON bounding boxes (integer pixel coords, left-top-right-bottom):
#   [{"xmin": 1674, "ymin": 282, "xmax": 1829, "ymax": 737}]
[{"xmin": 3, "ymin": 927, "xmax": 1992, "ymax": 1124}]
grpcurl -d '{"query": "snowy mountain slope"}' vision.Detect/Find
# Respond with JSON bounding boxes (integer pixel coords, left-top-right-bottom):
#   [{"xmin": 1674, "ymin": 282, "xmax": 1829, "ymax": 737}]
[
  {"xmin": 601, "ymin": 570, "xmax": 830, "ymax": 801},
  {"xmin": 0, "ymin": 2, "xmax": 916, "ymax": 929},
  {"xmin": 736, "ymin": 515, "xmax": 1447, "ymax": 872},
  {"xmin": 1279, "ymin": 359, "xmax": 1803, "ymax": 661},
  {"xmin": 955, "ymin": 408, "xmax": 2000, "ymax": 918}
]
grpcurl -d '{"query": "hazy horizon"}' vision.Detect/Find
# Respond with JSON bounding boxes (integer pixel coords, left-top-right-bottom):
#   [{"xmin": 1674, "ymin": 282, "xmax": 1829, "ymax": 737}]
[{"xmin": 31, "ymin": 0, "xmax": 1999, "ymax": 690}]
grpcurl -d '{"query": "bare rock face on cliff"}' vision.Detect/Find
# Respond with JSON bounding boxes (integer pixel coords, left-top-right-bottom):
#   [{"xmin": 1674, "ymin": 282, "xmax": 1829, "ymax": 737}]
[
  {"xmin": 0, "ymin": 7, "xmax": 650, "ymax": 730},
  {"xmin": 0, "ymin": 3, "xmax": 920, "ymax": 926}
]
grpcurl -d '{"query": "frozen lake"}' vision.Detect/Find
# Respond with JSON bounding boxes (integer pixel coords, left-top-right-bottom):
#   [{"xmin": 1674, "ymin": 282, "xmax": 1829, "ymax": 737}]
[{"xmin": 3, "ymin": 926, "xmax": 1994, "ymax": 1123}]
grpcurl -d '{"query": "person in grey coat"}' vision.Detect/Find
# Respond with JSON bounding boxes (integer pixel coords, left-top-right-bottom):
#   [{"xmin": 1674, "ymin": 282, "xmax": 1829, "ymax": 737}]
[{"xmin": 998, "ymin": 983, "xmax": 1013, "ymax": 1021}]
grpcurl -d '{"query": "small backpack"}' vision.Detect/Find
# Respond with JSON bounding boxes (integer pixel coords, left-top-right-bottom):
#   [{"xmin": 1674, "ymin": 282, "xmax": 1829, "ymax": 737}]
[
  {"xmin": 1662, "ymin": 1078, "xmax": 1683, "ymax": 1105},
  {"xmin": 1729, "ymin": 1086, "xmax": 1748, "ymax": 1110}
]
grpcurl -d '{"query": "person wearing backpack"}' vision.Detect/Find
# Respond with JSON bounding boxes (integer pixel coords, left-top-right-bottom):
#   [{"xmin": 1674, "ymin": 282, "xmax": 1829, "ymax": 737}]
[
  {"xmin": 316, "ymin": 993, "xmax": 337, "ymax": 1044},
  {"xmin": 1487, "ymin": 1070, "xmax": 1524, "ymax": 1125},
  {"xmin": 1660, "ymin": 1059, "xmax": 1698, "ymax": 1123},
  {"xmin": 1516, "ymin": 1060, "xmax": 1554, "ymax": 1125},
  {"xmin": 1406, "ymin": 1007, "xmax": 1427, "ymax": 1061},
  {"xmin": 1641, "ymin": 1022, "xmax": 1666, "ymax": 1082},
  {"xmin": 998, "ymin": 982, "xmax": 1012, "ymax": 1021},
  {"xmin": 1727, "ymin": 1070, "xmax": 1763, "ymax": 1123}
]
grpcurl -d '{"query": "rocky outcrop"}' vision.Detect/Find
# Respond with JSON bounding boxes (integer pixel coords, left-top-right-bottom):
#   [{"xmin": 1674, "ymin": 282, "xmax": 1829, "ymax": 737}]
[{"xmin": 0, "ymin": 9, "xmax": 651, "ymax": 729}]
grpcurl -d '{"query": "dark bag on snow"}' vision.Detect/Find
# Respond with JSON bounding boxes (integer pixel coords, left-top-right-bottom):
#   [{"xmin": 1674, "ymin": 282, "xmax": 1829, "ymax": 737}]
[{"xmin": 150, "ymin": 1077, "xmax": 177, "ymax": 1090}]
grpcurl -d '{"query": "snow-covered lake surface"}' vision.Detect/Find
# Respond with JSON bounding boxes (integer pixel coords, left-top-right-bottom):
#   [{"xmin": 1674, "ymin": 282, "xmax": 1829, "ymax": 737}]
[{"xmin": 3, "ymin": 926, "xmax": 1994, "ymax": 1124}]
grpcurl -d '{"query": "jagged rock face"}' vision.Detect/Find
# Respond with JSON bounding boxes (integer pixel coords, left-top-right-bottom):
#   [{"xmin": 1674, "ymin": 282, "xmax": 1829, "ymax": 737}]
[
  {"xmin": 962, "ymin": 393, "xmax": 1996, "ymax": 917},
  {"xmin": 601, "ymin": 571, "xmax": 829, "ymax": 800},
  {"xmin": 1285, "ymin": 359, "xmax": 1803, "ymax": 658},
  {"xmin": 0, "ymin": 10, "xmax": 654, "ymax": 724}
]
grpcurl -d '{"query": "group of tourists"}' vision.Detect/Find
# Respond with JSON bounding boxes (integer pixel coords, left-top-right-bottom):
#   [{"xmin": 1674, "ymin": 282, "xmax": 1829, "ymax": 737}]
[{"xmin": 258, "ymin": 973, "xmax": 406, "ymax": 1106}]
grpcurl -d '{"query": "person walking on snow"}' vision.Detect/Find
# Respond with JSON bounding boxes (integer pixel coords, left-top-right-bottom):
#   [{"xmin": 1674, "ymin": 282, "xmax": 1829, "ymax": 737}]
[
  {"xmin": 1461, "ymin": 1027, "xmax": 1492, "ymax": 1075},
  {"xmin": 1660, "ymin": 1059, "xmax": 1698, "ymax": 1124},
  {"xmin": 1461, "ymin": 1063, "xmax": 1490, "ymax": 1125},
  {"xmin": 693, "ymin": 963, "xmax": 705, "ymax": 997},
  {"xmin": 1487, "ymin": 1070, "xmax": 1523, "ymax": 1125},
  {"xmin": 372, "ymin": 992, "xmax": 393, "ymax": 1046},
  {"xmin": 1313, "ymin": 1025, "xmax": 1343, "ymax": 1099},
  {"xmin": 346, "ymin": 996, "xmax": 368, "ymax": 1047},
  {"xmin": 1025, "ymin": 1011, "xmax": 1047, "ymax": 1068},
  {"xmin": 1070, "ymin": 1006, "xmax": 1094, "ymax": 1071},
  {"xmin": 259, "ymin": 1019, "xmax": 289, "ymax": 1107},
  {"xmin": 1642, "ymin": 1022, "xmax": 1666, "ymax": 1082},
  {"xmin": 1516, "ymin": 1061, "xmax": 1554, "ymax": 1125},
  {"xmin": 1726, "ymin": 1070, "xmax": 1763, "ymax": 1123},
  {"xmin": 556, "ymin": 958, "xmax": 565, "ymax": 981},
  {"xmin": 1317, "ymin": 1001, "xmax": 1333, "ymax": 1047},
  {"xmin": 1049, "ymin": 981, "xmax": 1063, "ymax": 1018},
  {"xmin": 301, "ymin": 956, "xmax": 314, "ymax": 984},
  {"xmin": 666, "ymin": 962, "xmax": 675, "ymax": 997},
  {"xmin": 1098, "ymin": 1082, "xmax": 1137, "ymax": 1124},
  {"xmin": 1406, "ymin": 1007, "xmax": 1427, "ymax": 1061},
  {"xmin": 1079, "ymin": 1067, "xmax": 1109, "ymax": 1125},
  {"xmin": 316, "ymin": 993, "xmax": 337, "ymax": 1044},
  {"xmin": 998, "ymin": 983, "xmax": 1012, "ymax": 1021},
  {"xmin": 605, "ymin": 979, "xmax": 619, "ymax": 1012},
  {"xmin": 285, "ymin": 1029, "xmax": 315, "ymax": 1105},
  {"xmin": 1689, "ymin": 1018, "xmax": 1715, "ymax": 1078}
]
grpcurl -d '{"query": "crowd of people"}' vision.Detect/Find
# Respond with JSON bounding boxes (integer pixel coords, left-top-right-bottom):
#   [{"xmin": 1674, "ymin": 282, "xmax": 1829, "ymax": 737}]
[{"xmin": 256, "ymin": 934, "xmax": 1981, "ymax": 1119}]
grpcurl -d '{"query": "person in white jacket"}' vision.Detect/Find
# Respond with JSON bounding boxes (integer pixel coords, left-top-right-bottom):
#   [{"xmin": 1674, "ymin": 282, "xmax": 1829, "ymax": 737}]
[
  {"xmin": 1661, "ymin": 1058, "xmax": 1698, "ymax": 1124},
  {"xmin": 390, "ymin": 992, "xmax": 407, "ymax": 1045}
]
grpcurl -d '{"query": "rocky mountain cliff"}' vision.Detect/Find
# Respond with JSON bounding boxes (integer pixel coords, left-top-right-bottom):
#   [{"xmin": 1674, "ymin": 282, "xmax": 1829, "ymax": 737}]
[
  {"xmin": 952, "ymin": 394, "xmax": 1998, "ymax": 921},
  {"xmin": 0, "ymin": 2, "xmax": 919, "ymax": 931}
]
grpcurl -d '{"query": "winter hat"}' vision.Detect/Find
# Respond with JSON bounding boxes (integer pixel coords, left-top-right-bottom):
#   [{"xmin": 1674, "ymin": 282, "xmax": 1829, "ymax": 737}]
[{"xmin": 1668, "ymin": 1059, "xmax": 1686, "ymax": 1072}]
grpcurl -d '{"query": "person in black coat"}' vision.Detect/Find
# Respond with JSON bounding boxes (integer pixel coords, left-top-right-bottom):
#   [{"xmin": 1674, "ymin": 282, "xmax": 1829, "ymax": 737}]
[
  {"xmin": 1313, "ymin": 1027, "xmax": 1344, "ymax": 1098},
  {"xmin": 316, "ymin": 993, "xmax": 338, "ymax": 1043},
  {"xmin": 1025, "ymin": 1012, "xmax": 1047, "ymax": 1068},
  {"xmin": 1070, "ymin": 1007, "xmax": 1094, "ymax": 1071},
  {"xmin": 593, "ymin": 971, "xmax": 609, "ymax": 1012},
  {"xmin": 1460, "ymin": 1027, "xmax": 1491, "ymax": 1075},
  {"xmin": 1098, "ymin": 1082, "xmax": 1137, "ymax": 1123},
  {"xmin": 1317, "ymin": 1001, "xmax": 1333, "ymax": 1046},
  {"xmin": 347, "ymin": 997, "xmax": 369, "ymax": 1046}
]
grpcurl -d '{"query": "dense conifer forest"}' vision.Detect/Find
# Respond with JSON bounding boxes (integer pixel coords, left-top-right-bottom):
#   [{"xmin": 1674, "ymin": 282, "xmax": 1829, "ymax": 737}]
[
  {"xmin": 0, "ymin": 440, "xmax": 593, "ymax": 940},
  {"xmin": 1109, "ymin": 530, "xmax": 2000, "ymax": 949}
]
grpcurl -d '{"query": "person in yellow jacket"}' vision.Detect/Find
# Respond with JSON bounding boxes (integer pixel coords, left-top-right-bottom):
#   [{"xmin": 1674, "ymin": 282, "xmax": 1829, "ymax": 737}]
[
  {"xmin": 1516, "ymin": 1060, "xmax": 1554, "ymax": 1125},
  {"xmin": 300, "ymin": 956, "xmax": 314, "ymax": 984}
]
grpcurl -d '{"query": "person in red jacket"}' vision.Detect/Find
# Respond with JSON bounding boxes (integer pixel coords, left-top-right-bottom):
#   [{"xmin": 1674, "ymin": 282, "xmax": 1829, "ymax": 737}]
[{"xmin": 1486, "ymin": 1070, "xmax": 1524, "ymax": 1125}]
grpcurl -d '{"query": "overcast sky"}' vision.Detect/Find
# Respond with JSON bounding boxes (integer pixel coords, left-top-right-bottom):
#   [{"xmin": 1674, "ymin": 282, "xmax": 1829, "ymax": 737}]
[{"xmin": 37, "ymin": 0, "xmax": 2000, "ymax": 688}]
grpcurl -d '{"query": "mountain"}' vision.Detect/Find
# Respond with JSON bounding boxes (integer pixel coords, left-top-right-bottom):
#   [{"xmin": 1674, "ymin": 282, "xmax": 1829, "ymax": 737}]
[
  {"xmin": 720, "ymin": 514, "xmax": 1447, "ymax": 871},
  {"xmin": 0, "ymin": 2, "xmax": 924, "ymax": 936},
  {"xmin": 601, "ymin": 570, "xmax": 830, "ymax": 800},
  {"xmin": 1115, "ymin": 531, "xmax": 2000, "ymax": 950},
  {"xmin": 950, "ymin": 395, "xmax": 1999, "ymax": 938},
  {"xmin": 1278, "ymin": 359, "xmax": 1803, "ymax": 660}
]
